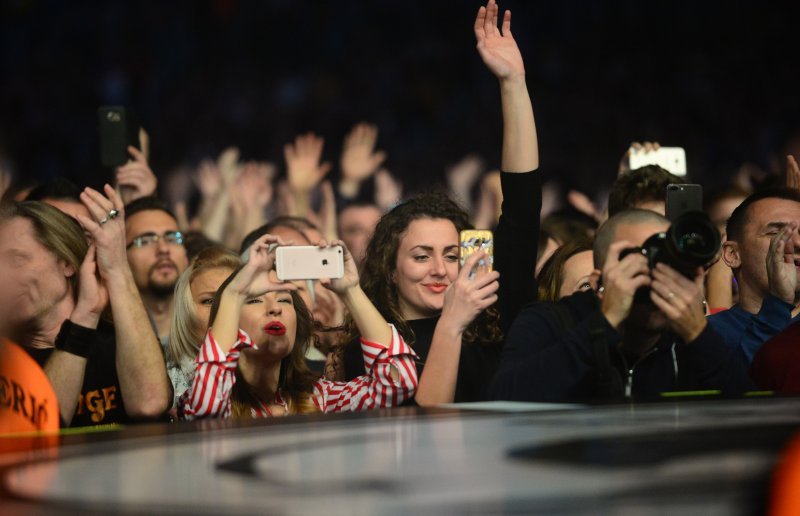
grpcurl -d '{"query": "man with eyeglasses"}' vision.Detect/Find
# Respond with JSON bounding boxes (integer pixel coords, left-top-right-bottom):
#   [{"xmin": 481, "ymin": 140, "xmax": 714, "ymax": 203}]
[{"xmin": 124, "ymin": 197, "xmax": 189, "ymax": 347}]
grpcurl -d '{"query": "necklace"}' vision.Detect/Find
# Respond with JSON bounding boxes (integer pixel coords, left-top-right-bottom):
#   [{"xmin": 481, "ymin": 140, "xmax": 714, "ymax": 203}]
[{"xmin": 260, "ymin": 388, "xmax": 289, "ymax": 417}]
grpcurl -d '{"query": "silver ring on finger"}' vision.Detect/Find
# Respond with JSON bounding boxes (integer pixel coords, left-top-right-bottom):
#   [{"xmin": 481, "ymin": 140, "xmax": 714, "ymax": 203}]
[
  {"xmin": 108, "ymin": 209, "xmax": 120, "ymax": 220},
  {"xmin": 99, "ymin": 216, "xmax": 109, "ymax": 226}
]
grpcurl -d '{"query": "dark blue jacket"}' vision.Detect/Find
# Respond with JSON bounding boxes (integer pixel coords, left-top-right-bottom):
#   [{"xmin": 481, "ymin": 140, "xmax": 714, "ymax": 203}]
[
  {"xmin": 708, "ymin": 294, "xmax": 799, "ymax": 366},
  {"xmin": 490, "ymin": 290, "xmax": 757, "ymax": 403}
]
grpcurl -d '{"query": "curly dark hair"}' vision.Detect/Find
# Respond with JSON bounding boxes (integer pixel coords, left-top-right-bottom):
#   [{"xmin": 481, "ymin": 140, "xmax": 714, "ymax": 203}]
[{"xmin": 346, "ymin": 192, "xmax": 503, "ymax": 348}]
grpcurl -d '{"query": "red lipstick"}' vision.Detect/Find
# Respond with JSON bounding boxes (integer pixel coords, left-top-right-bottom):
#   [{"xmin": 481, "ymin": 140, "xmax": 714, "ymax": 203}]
[{"xmin": 263, "ymin": 321, "xmax": 286, "ymax": 336}]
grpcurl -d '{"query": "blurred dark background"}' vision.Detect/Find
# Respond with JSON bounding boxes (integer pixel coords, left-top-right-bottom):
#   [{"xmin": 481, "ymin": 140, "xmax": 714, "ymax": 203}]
[{"xmin": 1, "ymin": 0, "xmax": 798, "ymax": 197}]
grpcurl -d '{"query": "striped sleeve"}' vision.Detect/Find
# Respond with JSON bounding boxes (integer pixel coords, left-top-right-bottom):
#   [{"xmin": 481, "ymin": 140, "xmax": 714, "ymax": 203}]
[
  {"xmin": 180, "ymin": 328, "xmax": 253, "ymax": 420},
  {"xmin": 312, "ymin": 324, "xmax": 418, "ymax": 412}
]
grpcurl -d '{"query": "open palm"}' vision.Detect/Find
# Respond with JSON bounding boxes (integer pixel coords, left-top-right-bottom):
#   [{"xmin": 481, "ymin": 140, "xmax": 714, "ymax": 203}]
[{"xmin": 474, "ymin": 0, "xmax": 525, "ymax": 80}]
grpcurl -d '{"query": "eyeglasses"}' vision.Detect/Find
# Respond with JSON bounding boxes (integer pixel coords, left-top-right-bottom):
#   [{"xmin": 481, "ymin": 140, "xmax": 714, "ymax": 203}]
[{"xmin": 126, "ymin": 231, "xmax": 184, "ymax": 249}]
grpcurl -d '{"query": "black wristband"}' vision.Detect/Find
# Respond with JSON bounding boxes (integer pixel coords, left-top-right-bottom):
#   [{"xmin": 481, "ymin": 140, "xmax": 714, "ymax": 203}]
[{"xmin": 54, "ymin": 319, "xmax": 98, "ymax": 359}]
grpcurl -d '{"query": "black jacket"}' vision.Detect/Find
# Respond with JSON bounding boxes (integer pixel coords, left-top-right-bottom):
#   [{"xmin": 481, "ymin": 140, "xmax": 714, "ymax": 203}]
[{"xmin": 490, "ymin": 290, "xmax": 757, "ymax": 403}]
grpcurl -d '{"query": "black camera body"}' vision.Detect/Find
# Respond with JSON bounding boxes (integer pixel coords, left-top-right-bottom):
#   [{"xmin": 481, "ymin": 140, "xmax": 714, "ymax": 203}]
[{"xmin": 619, "ymin": 210, "xmax": 721, "ymax": 278}]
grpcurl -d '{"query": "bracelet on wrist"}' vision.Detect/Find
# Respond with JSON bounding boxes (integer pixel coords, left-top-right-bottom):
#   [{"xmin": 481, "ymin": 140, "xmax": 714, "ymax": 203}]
[{"xmin": 55, "ymin": 319, "xmax": 99, "ymax": 359}]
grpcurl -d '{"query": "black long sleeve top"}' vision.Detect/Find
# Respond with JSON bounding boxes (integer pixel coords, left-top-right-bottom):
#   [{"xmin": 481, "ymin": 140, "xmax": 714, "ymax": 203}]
[{"xmin": 343, "ymin": 170, "xmax": 542, "ymax": 403}]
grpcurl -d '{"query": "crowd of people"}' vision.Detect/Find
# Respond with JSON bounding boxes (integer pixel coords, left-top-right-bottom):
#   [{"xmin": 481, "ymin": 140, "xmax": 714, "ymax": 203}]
[{"xmin": 2, "ymin": 0, "xmax": 800, "ymax": 430}]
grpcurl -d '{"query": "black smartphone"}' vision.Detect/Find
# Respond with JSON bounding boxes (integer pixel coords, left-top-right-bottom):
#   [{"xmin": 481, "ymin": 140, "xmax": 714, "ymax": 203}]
[
  {"xmin": 665, "ymin": 184, "xmax": 703, "ymax": 222},
  {"xmin": 98, "ymin": 106, "xmax": 140, "ymax": 168}
]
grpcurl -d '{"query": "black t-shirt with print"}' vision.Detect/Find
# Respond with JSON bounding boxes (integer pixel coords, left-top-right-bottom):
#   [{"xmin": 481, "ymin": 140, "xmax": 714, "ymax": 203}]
[{"xmin": 25, "ymin": 321, "xmax": 132, "ymax": 427}]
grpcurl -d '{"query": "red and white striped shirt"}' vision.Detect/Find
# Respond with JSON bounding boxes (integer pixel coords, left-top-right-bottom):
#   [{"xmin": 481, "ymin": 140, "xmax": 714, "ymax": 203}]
[{"xmin": 181, "ymin": 324, "xmax": 417, "ymax": 419}]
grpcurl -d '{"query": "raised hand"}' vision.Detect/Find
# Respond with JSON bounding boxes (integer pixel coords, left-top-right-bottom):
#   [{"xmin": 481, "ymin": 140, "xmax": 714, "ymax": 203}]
[
  {"xmin": 766, "ymin": 221, "xmax": 800, "ymax": 304},
  {"xmin": 217, "ymin": 147, "xmax": 242, "ymax": 186},
  {"xmin": 567, "ymin": 190, "xmax": 601, "ymax": 222},
  {"xmin": 340, "ymin": 123, "xmax": 387, "ymax": 197},
  {"xmin": 786, "ymin": 155, "xmax": 800, "ymax": 191},
  {"xmin": 229, "ymin": 161, "xmax": 275, "ymax": 216},
  {"xmin": 0, "ymin": 165, "xmax": 11, "ymax": 200},
  {"xmin": 228, "ymin": 235, "xmax": 296, "ymax": 299},
  {"xmin": 474, "ymin": 0, "xmax": 525, "ymax": 81},
  {"xmin": 194, "ymin": 159, "xmax": 222, "ymax": 201},
  {"xmin": 374, "ymin": 168, "xmax": 402, "ymax": 212},
  {"xmin": 440, "ymin": 251, "xmax": 500, "ymax": 332},
  {"xmin": 618, "ymin": 141, "xmax": 661, "ymax": 176},
  {"xmin": 447, "ymin": 154, "xmax": 485, "ymax": 211},
  {"xmin": 650, "ymin": 264, "xmax": 707, "ymax": 342},
  {"xmin": 599, "ymin": 241, "xmax": 652, "ymax": 329},
  {"xmin": 76, "ymin": 185, "xmax": 129, "ymax": 279},
  {"xmin": 284, "ymin": 132, "xmax": 332, "ymax": 195},
  {"xmin": 472, "ymin": 170, "xmax": 502, "ymax": 229},
  {"xmin": 116, "ymin": 146, "xmax": 158, "ymax": 204},
  {"xmin": 139, "ymin": 128, "xmax": 151, "ymax": 161},
  {"xmin": 318, "ymin": 239, "xmax": 360, "ymax": 296},
  {"xmin": 70, "ymin": 244, "xmax": 110, "ymax": 329}
]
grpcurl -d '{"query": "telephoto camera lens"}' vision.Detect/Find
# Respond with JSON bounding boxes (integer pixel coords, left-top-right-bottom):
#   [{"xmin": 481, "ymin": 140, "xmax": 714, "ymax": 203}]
[{"xmin": 640, "ymin": 210, "xmax": 721, "ymax": 278}]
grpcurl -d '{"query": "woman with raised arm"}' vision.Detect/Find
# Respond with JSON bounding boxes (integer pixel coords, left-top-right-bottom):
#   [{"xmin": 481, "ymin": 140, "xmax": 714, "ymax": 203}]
[
  {"xmin": 340, "ymin": 0, "xmax": 541, "ymax": 405},
  {"xmin": 181, "ymin": 235, "xmax": 417, "ymax": 419}
]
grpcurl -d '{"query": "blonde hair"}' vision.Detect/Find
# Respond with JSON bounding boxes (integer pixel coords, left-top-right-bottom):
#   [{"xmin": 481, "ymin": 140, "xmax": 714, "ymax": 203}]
[
  {"xmin": 0, "ymin": 201, "xmax": 88, "ymax": 301},
  {"xmin": 167, "ymin": 246, "xmax": 240, "ymax": 366}
]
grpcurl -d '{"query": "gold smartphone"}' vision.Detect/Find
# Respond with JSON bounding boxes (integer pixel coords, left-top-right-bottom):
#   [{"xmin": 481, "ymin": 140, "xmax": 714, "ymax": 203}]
[{"xmin": 459, "ymin": 229, "xmax": 494, "ymax": 277}]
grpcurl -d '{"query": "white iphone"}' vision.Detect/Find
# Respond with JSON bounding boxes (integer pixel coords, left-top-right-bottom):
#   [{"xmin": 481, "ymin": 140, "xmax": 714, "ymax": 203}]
[
  {"xmin": 275, "ymin": 246, "xmax": 345, "ymax": 281},
  {"xmin": 629, "ymin": 146, "xmax": 687, "ymax": 176}
]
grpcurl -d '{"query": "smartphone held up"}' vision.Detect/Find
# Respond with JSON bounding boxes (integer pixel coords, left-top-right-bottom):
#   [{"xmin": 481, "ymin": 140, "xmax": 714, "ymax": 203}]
[
  {"xmin": 98, "ymin": 106, "xmax": 140, "ymax": 168},
  {"xmin": 459, "ymin": 230, "xmax": 494, "ymax": 279},
  {"xmin": 275, "ymin": 245, "xmax": 345, "ymax": 281}
]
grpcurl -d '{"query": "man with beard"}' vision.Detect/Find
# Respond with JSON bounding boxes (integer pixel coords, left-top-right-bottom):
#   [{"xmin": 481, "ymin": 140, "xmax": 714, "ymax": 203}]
[
  {"xmin": 491, "ymin": 209, "xmax": 755, "ymax": 402},
  {"xmin": 124, "ymin": 197, "xmax": 189, "ymax": 346}
]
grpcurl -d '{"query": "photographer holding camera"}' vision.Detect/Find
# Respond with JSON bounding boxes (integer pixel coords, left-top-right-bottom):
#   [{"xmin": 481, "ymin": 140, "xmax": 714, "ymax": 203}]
[{"xmin": 491, "ymin": 209, "xmax": 755, "ymax": 403}]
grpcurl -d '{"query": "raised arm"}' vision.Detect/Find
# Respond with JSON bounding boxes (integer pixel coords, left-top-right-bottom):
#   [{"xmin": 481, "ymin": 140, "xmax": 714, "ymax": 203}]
[
  {"xmin": 476, "ymin": 0, "xmax": 542, "ymax": 328},
  {"xmin": 44, "ymin": 244, "xmax": 108, "ymax": 424},
  {"xmin": 212, "ymin": 234, "xmax": 296, "ymax": 352},
  {"xmin": 318, "ymin": 240, "xmax": 394, "ymax": 347},
  {"xmin": 316, "ymin": 240, "xmax": 418, "ymax": 409},
  {"xmin": 116, "ymin": 146, "xmax": 158, "ymax": 205},
  {"xmin": 77, "ymin": 185, "xmax": 172, "ymax": 419},
  {"xmin": 197, "ymin": 148, "xmax": 241, "ymax": 242},
  {"xmin": 475, "ymin": 0, "xmax": 538, "ymax": 173},
  {"xmin": 415, "ymin": 251, "xmax": 500, "ymax": 406},
  {"xmin": 284, "ymin": 132, "xmax": 332, "ymax": 219},
  {"xmin": 339, "ymin": 122, "xmax": 387, "ymax": 200},
  {"xmin": 227, "ymin": 161, "xmax": 274, "ymax": 249}
]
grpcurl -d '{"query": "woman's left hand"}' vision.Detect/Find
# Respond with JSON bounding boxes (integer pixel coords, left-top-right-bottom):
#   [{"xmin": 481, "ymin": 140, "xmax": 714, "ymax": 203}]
[{"xmin": 318, "ymin": 239, "xmax": 359, "ymax": 295}]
